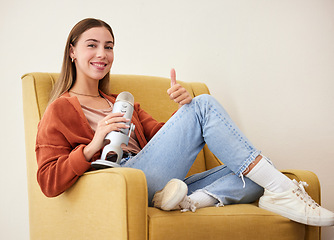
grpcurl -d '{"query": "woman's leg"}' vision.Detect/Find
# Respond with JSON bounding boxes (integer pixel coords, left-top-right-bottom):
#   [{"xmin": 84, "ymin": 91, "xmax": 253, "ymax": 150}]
[
  {"xmin": 121, "ymin": 94, "xmax": 334, "ymax": 227},
  {"xmin": 122, "ymin": 94, "xmax": 260, "ymax": 204},
  {"xmin": 184, "ymin": 165, "xmax": 264, "ymax": 206}
]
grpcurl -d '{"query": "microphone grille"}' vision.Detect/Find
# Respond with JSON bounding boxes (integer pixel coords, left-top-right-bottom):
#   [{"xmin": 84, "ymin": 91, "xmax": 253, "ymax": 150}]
[{"xmin": 116, "ymin": 91, "xmax": 134, "ymax": 106}]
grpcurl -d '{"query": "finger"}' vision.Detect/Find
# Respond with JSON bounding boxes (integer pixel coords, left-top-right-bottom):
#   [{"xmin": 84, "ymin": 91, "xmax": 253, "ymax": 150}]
[
  {"xmin": 104, "ymin": 117, "xmax": 130, "ymax": 125},
  {"xmin": 104, "ymin": 123, "xmax": 130, "ymax": 135},
  {"xmin": 113, "ymin": 123, "xmax": 130, "ymax": 129},
  {"xmin": 104, "ymin": 112, "xmax": 125, "ymax": 119},
  {"xmin": 168, "ymin": 86, "xmax": 185, "ymax": 100},
  {"xmin": 170, "ymin": 68, "xmax": 177, "ymax": 87},
  {"xmin": 179, "ymin": 97, "xmax": 192, "ymax": 105},
  {"xmin": 167, "ymin": 83, "xmax": 181, "ymax": 96},
  {"xmin": 169, "ymin": 87, "xmax": 192, "ymax": 105},
  {"xmin": 172, "ymin": 92, "xmax": 188, "ymax": 104},
  {"xmin": 102, "ymin": 113, "xmax": 125, "ymax": 123}
]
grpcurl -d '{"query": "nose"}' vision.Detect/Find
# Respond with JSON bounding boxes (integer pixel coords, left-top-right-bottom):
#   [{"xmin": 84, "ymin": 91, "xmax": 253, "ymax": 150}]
[{"xmin": 96, "ymin": 46, "xmax": 107, "ymax": 59}]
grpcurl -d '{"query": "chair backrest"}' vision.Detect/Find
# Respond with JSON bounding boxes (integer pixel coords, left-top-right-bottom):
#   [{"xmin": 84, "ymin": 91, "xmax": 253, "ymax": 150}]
[{"xmin": 21, "ymin": 73, "xmax": 220, "ymax": 234}]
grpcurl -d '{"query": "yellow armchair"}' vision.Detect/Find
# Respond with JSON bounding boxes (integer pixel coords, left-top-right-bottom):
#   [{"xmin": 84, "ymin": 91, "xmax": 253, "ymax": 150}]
[{"xmin": 22, "ymin": 73, "xmax": 320, "ymax": 240}]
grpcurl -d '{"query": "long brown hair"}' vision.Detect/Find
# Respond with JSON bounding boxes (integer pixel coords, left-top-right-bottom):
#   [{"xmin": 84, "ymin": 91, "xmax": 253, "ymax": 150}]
[{"xmin": 48, "ymin": 18, "xmax": 114, "ymax": 105}]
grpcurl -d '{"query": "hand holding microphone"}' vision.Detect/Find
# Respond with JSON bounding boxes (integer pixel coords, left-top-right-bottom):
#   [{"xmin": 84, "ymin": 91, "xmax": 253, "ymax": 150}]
[{"xmin": 91, "ymin": 92, "xmax": 135, "ymax": 169}]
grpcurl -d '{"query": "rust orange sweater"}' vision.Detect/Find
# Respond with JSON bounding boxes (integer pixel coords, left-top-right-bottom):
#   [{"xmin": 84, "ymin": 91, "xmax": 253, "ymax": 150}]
[{"xmin": 36, "ymin": 91, "xmax": 164, "ymax": 197}]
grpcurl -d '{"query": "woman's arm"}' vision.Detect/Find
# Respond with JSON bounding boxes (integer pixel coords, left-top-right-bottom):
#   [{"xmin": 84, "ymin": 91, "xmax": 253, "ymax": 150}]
[
  {"xmin": 36, "ymin": 98, "xmax": 130, "ymax": 197},
  {"xmin": 35, "ymin": 98, "xmax": 93, "ymax": 197},
  {"xmin": 36, "ymin": 142, "xmax": 91, "ymax": 197}
]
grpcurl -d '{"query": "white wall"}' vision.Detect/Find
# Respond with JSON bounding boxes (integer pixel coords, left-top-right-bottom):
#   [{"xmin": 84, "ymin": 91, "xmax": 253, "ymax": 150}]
[{"xmin": 1, "ymin": 0, "xmax": 333, "ymax": 239}]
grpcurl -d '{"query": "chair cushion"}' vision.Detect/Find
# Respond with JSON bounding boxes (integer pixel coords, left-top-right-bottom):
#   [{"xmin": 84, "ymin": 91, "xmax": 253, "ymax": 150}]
[{"xmin": 148, "ymin": 204, "xmax": 305, "ymax": 240}]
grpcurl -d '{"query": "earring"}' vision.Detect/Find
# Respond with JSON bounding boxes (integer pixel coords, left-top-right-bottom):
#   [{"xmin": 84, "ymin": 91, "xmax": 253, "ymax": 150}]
[{"xmin": 71, "ymin": 58, "xmax": 74, "ymax": 63}]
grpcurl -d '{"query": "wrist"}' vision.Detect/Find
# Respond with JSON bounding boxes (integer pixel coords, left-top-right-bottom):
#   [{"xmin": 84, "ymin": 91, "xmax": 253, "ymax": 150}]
[{"xmin": 83, "ymin": 143, "xmax": 98, "ymax": 161}]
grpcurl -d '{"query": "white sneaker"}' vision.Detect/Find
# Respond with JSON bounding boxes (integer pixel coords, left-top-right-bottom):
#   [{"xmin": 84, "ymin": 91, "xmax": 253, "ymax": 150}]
[
  {"xmin": 152, "ymin": 179, "xmax": 198, "ymax": 212},
  {"xmin": 259, "ymin": 179, "xmax": 334, "ymax": 226}
]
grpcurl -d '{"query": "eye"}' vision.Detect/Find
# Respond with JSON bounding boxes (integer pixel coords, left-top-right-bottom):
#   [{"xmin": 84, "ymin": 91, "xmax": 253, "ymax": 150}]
[
  {"xmin": 87, "ymin": 44, "xmax": 97, "ymax": 48},
  {"xmin": 105, "ymin": 46, "xmax": 113, "ymax": 50}
]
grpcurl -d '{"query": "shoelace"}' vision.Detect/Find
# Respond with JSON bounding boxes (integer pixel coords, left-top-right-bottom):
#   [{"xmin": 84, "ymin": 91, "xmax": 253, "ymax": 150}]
[
  {"xmin": 292, "ymin": 179, "xmax": 319, "ymax": 210},
  {"xmin": 179, "ymin": 196, "xmax": 199, "ymax": 212}
]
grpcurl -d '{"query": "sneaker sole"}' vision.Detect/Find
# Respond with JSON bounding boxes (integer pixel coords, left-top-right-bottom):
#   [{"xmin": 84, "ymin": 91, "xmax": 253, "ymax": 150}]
[{"xmin": 259, "ymin": 199, "xmax": 334, "ymax": 227}]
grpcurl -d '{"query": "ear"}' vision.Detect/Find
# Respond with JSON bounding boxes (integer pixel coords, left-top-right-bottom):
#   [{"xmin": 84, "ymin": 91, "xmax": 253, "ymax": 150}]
[{"xmin": 69, "ymin": 44, "xmax": 75, "ymax": 59}]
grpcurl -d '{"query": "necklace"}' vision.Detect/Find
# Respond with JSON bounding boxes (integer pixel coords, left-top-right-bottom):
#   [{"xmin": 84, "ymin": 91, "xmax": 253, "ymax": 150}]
[{"xmin": 69, "ymin": 90, "xmax": 100, "ymax": 98}]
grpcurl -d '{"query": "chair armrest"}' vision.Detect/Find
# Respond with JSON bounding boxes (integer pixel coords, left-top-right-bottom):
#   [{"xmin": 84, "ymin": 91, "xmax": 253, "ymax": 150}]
[
  {"xmin": 49, "ymin": 168, "xmax": 148, "ymax": 240},
  {"xmin": 281, "ymin": 169, "xmax": 321, "ymax": 240}
]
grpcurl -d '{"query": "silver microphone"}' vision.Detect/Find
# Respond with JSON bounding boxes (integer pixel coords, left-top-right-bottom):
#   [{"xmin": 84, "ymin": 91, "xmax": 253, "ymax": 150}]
[{"xmin": 91, "ymin": 92, "xmax": 135, "ymax": 169}]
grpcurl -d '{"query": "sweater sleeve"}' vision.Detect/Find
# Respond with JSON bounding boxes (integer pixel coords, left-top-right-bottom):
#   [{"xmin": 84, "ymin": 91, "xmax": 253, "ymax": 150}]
[
  {"xmin": 134, "ymin": 102, "xmax": 165, "ymax": 142},
  {"xmin": 35, "ymin": 98, "xmax": 93, "ymax": 197}
]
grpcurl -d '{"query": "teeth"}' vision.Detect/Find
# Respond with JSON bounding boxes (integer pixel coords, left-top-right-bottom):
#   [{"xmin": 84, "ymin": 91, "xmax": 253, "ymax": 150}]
[{"xmin": 92, "ymin": 63, "xmax": 106, "ymax": 67}]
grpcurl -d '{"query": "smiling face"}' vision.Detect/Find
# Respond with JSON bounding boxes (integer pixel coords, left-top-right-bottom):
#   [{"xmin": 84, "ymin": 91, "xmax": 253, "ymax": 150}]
[{"xmin": 70, "ymin": 27, "xmax": 114, "ymax": 84}]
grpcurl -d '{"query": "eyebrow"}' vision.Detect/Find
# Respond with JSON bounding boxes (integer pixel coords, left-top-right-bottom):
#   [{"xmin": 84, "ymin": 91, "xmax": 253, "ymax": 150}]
[{"xmin": 85, "ymin": 39, "xmax": 114, "ymax": 44}]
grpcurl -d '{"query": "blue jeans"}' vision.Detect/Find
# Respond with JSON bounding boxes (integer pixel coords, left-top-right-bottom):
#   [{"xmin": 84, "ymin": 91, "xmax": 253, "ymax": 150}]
[{"xmin": 121, "ymin": 94, "xmax": 264, "ymax": 206}]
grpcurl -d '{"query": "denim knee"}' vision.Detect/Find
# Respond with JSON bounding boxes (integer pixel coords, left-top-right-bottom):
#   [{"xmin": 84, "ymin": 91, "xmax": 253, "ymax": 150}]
[{"xmin": 193, "ymin": 94, "xmax": 214, "ymax": 104}]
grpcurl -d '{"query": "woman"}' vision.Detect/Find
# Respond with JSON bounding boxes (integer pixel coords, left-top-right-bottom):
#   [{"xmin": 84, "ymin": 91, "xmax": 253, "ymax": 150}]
[{"xmin": 36, "ymin": 18, "xmax": 334, "ymax": 227}]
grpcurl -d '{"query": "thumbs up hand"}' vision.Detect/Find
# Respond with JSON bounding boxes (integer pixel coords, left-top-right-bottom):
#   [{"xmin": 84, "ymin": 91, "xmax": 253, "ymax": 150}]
[{"xmin": 167, "ymin": 68, "xmax": 192, "ymax": 107}]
